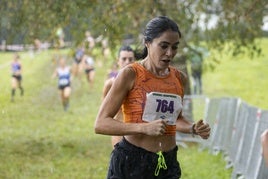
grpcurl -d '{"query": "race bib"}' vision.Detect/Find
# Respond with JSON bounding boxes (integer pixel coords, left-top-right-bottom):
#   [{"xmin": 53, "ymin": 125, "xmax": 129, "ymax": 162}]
[
  {"xmin": 142, "ymin": 92, "xmax": 182, "ymax": 125},
  {"xmin": 59, "ymin": 78, "xmax": 69, "ymax": 86}
]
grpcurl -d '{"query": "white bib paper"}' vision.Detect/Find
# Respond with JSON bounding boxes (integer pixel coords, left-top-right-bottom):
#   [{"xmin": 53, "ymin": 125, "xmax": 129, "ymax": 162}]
[
  {"xmin": 59, "ymin": 78, "xmax": 69, "ymax": 86},
  {"xmin": 142, "ymin": 92, "xmax": 182, "ymax": 125}
]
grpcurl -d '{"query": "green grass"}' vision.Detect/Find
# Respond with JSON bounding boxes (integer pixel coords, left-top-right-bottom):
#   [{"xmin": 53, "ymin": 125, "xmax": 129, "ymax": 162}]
[
  {"xmin": 0, "ymin": 49, "xmax": 111, "ymax": 179},
  {"xmin": 1, "ymin": 37, "xmax": 267, "ymax": 178},
  {"xmin": 203, "ymin": 37, "xmax": 268, "ymax": 109}
]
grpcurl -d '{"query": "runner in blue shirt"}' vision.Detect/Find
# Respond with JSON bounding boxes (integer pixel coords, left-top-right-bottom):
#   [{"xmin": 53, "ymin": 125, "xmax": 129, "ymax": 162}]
[
  {"xmin": 52, "ymin": 57, "xmax": 72, "ymax": 111},
  {"xmin": 11, "ymin": 53, "xmax": 24, "ymax": 102}
]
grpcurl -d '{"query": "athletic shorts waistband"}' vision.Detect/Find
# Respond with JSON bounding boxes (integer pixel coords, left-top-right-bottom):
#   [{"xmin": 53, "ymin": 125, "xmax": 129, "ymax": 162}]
[{"xmin": 118, "ymin": 137, "xmax": 178, "ymax": 156}]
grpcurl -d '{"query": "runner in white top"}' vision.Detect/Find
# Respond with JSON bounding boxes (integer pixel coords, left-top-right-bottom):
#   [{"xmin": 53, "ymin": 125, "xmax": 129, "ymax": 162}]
[
  {"xmin": 52, "ymin": 57, "xmax": 72, "ymax": 111},
  {"xmin": 84, "ymin": 55, "xmax": 95, "ymax": 90}
]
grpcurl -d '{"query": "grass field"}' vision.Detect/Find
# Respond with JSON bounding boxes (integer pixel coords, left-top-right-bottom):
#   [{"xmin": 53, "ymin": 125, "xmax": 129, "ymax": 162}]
[
  {"xmin": 203, "ymin": 37, "xmax": 268, "ymax": 110},
  {"xmin": 0, "ymin": 38, "xmax": 267, "ymax": 179}
]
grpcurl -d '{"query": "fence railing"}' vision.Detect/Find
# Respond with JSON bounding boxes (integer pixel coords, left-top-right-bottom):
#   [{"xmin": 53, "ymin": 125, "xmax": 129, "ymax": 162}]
[
  {"xmin": 176, "ymin": 95, "xmax": 268, "ymax": 179},
  {"xmin": 0, "ymin": 41, "xmax": 72, "ymax": 52}
]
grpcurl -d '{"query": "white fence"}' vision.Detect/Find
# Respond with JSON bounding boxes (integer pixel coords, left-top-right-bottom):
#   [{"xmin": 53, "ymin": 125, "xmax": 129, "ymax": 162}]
[
  {"xmin": 0, "ymin": 41, "xmax": 72, "ymax": 52},
  {"xmin": 176, "ymin": 95, "xmax": 268, "ymax": 179}
]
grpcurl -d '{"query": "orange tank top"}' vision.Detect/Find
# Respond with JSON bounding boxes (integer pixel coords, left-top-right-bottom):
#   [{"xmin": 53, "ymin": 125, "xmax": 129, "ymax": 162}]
[{"xmin": 122, "ymin": 62, "xmax": 184, "ymax": 135}]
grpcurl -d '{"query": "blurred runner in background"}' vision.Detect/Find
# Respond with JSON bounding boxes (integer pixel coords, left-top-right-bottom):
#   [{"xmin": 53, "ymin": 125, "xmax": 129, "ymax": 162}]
[
  {"xmin": 84, "ymin": 54, "xmax": 95, "ymax": 91},
  {"xmin": 102, "ymin": 45, "xmax": 135, "ymax": 147},
  {"xmin": 52, "ymin": 57, "xmax": 72, "ymax": 111},
  {"xmin": 11, "ymin": 53, "xmax": 24, "ymax": 102}
]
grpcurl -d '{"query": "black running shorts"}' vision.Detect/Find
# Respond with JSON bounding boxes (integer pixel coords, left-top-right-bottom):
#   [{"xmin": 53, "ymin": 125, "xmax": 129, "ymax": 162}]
[{"xmin": 107, "ymin": 137, "xmax": 181, "ymax": 179}]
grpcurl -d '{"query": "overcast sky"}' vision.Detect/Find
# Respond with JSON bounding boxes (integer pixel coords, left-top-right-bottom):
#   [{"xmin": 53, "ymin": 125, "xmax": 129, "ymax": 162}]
[{"xmin": 198, "ymin": 14, "xmax": 268, "ymax": 31}]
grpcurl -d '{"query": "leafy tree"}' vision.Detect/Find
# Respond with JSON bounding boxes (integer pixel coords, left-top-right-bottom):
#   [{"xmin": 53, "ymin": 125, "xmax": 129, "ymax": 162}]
[{"xmin": 1, "ymin": 0, "xmax": 266, "ymax": 61}]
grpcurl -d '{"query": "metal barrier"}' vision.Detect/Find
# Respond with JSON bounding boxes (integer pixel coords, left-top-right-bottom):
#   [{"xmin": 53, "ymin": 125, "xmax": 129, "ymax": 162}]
[
  {"xmin": 199, "ymin": 97, "xmax": 221, "ymax": 151},
  {"xmin": 209, "ymin": 98, "xmax": 240, "ymax": 155},
  {"xmin": 246, "ymin": 110, "xmax": 268, "ymax": 179},
  {"xmin": 232, "ymin": 104, "xmax": 258, "ymax": 178},
  {"xmin": 176, "ymin": 96, "xmax": 268, "ymax": 179}
]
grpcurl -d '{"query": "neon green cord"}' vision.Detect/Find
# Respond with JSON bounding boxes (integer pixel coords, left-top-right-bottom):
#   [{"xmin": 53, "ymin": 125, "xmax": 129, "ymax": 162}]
[{"xmin": 154, "ymin": 151, "xmax": 167, "ymax": 176}]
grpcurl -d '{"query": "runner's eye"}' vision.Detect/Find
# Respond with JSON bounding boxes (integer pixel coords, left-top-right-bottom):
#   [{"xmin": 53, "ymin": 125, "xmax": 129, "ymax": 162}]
[
  {"xmin": 160, "ymin": 45, "xmax": 168, "ymax": 50},
  {"xmin": 172, "ymin": 46, "xmax": 178, "ymax": 50}
]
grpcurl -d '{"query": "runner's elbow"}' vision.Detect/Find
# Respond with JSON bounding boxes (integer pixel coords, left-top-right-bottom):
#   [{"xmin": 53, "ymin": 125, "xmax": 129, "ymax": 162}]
[{"xmin": 94, "ymin": 120, "xmax": 105, "ymax": 134}]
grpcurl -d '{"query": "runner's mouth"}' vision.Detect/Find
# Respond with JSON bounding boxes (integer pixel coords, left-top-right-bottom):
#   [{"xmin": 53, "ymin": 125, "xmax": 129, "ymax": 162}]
[{"xmin": 162, "ymin": 60, "xmax": 171, "ymax": 63}]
